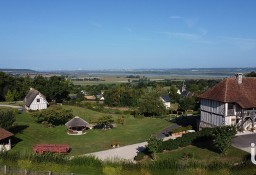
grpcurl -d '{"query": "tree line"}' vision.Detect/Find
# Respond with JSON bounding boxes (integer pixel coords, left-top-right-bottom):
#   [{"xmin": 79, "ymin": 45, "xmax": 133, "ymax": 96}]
[{"xmin": 0, "ymin": 72, "xmax": 72, "ymax": 102}]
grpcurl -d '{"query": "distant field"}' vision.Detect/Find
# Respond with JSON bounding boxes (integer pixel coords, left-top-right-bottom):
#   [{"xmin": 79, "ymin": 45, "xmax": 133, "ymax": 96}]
[
  {"xmin": 10, "ymin": 105, "xmax": 171, "ymax": 156},
  {"xmin": 71, "ymin": 74, "xmax": 224, "ymax": 85}
]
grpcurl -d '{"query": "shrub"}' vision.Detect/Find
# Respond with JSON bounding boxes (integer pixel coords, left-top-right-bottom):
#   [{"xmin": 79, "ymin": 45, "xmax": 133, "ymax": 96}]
[
  {"xmin": 134, "ymin": 152, "xmax": 145, "ymax": 161},
  {"xmin": 32, "ymin": 105, "xmax": 73, "ymax": 126},
  {"xmin": 0, "ymin": 107, "xmax": 16, "ymax": 129}
]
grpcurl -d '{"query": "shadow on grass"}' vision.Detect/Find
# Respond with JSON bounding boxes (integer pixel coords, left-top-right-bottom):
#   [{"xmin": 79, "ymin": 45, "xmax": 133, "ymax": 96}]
[
  {"xmin": 192, "ymin": 138, "xmax": 219, "ymax": 153},
  {"xmin": 9, "ymin": 125, "xmax": 29, "ymax": 134},
  {"xmin": 11, "ymin": 136, "xmax": 23, "ymax": 147}
]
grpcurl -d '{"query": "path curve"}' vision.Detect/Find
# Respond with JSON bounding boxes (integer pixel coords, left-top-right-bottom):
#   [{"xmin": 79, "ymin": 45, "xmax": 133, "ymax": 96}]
[{"xmin": 84, "ymin": 142, "xmax": 147, "ymax": 162}]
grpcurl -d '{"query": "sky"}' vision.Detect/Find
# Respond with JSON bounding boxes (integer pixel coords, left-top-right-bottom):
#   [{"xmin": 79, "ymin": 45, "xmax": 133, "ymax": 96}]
[{"xmin": 0, "ymin": 0, "xmax": 256, "ymax": 70}]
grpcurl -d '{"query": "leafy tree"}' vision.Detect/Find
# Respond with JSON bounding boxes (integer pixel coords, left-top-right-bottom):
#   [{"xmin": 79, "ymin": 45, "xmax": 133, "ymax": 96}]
[
  {"xmin": 147, "ymin": 136, "xmax": 162, "ymax": 160},
  {"xmin": 169, "ymin": 85, "xmax": 180, "ymax": 103},
  {"xmin": 245, "ymin": 71, "xmax": 256, "ymax": 77},
  {"xmin": 211, "ymin": 126, "xmax": 236, "ymax": 154},
  {"xmin": 46, "ymin": 76, "xmax": 71, "ymax": 102},
  {"xmin": 0, "ymin": 108, "xmax": 16, "ymax": 129},
  {"xmin": 138, "ymin": 89, "xmax": 166, "ymax": 117},
  {"xmin": 178, "ymin": 97, "xmax": 196, "ymax": 112},
  {"xmin": 32, "ymin": 106, "xmax": 73, "ymax": 126},
  {"xmin": 5, "ymin": 90, "xmax": 15, "ymax": 102}
]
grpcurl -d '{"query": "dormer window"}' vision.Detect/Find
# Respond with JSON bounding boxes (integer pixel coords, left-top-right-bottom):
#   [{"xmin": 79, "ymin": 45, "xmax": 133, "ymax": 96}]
[{"xmin": 37, "ymin": 99, "xmax": 40, "ymax": 102}]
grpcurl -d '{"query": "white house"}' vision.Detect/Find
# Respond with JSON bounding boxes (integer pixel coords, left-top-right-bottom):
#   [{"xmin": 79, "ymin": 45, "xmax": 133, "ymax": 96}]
[
  {"xmin": 0, "ymin": 128, "xmax": 14, "ymax": 152},
  {"xmin": 24, "ymin": 88, "xmax": 48, "ymax": 110},
  {"xmin": 199, "ymin": 74, "xmax": 256, "ymax": 131},
  {"xmin": 160, "ymin": 95, "xmax": 171, "ymax": 109}
]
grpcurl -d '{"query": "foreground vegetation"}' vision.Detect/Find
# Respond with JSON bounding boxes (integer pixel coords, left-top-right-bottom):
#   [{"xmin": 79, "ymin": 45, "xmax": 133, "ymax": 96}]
[{"xmin": 0, "ymin": 149, "xmax": 254, "ymax": 175}]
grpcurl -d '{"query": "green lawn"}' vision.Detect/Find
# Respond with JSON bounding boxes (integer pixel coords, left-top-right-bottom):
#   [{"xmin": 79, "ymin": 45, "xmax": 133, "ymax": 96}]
[{"xmin": 10, "ymin": 105, "xmax": 171, "ymax": 156}]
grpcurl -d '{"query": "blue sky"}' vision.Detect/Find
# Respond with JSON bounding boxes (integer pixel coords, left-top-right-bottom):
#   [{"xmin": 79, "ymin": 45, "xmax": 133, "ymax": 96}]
[{"xmin": 0, "ymin": 0, "xmax": 256, "ymax": 70}]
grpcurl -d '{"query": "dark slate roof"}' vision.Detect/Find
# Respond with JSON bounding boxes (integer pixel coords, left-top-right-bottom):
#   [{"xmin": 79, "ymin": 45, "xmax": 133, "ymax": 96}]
[
  {"xmin": 0, "ymin": 128, "xmax": 14, "ymax": 140},
  {"xmin": 65, "ymin": 116, "xmax": 89, "ymax": 128},
  {"xmin": 199, "ymin": 77, "xmax": 256, "ymax": 109},
  {"xmin": 161, "ymin": 95, "xmax": 171, "ymax": 102},
  {"xmin": 24, "ymin": 88, "xmax": 47, "ymax": 107}
]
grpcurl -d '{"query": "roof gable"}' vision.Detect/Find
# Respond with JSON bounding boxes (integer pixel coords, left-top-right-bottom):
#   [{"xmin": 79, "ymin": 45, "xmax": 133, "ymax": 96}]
[
  {"xmin": 161, "ymin": 95, "xmax": 171, "ymax": 102},
  {"xmin": 199, "ymin": 77, "xmax": 256, "ymax": 108},
  {"xmin": 65, "ymin": 116, "xmax": 89, "ymax": 128},
  {"xmin": 0, "ymin": 128, "xmax": 14, "ymax": 140}
]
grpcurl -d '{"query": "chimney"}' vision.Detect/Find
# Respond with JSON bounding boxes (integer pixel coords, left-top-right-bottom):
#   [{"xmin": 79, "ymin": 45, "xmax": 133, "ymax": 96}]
[{"xmin": 236, "ymin": 73, "xmax": 243, "ymax": 84}]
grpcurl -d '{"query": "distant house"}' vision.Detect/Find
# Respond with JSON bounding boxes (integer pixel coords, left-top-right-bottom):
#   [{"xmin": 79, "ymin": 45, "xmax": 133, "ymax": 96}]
[
  {"xmin": 160, "ymin": 95, "xmax": 171, "ymax": 109},
  {"xmin": 199, "ymin": 73, "xmax": 256, "ymax": 131},
  {"xmin": 177, "ymin": 82, "xmax": 192, "ymax": 97},
  {"xmin": 24, "ymin": 88, "xmax": 48, "ymax": 110},
  {"xmin": 0, "ymin": 128, "xmax": 14, "ymax": 151},
  {"xmin": 96, "ymin": 94, "xmax": 104, "ymax": 101}
]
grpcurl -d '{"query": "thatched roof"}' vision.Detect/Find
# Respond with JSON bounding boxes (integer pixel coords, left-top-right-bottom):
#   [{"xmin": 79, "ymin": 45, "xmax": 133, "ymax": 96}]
[
  {"xmin": 0, "ymin": 128, "xmax": 14, "ymax": 140},
  {"xmin": 24, "ymin": 88, "xmax": 47, "ymax": 107},
  {"xmin": 65, "ymin": 116, "xmax": 89, "ymax": 128}
]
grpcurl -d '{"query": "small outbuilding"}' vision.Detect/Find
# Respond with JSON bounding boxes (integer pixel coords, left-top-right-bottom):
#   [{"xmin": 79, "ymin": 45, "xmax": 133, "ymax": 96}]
[
  {"xmin": 0, "ymin": 128, "xmax": 14, "ymax": 152},
  {"xmin": 65, "ymin": 116, "xmax": 89, "ymax": 135},
  {"xmin": 160, "ymin": 94, "xmax": 171, "ymax": 109}
]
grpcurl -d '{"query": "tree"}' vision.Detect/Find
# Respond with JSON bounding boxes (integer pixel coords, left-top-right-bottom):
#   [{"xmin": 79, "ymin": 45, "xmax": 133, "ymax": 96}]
[
  {"xmin": 32, "ymin": 106, "xmax": 73, "ymax": 126},
  {"xmin": 169, "ymin": 85, "xmax": 180, "ymax": 103},
  {"xmin": 0, "ymin": 108, "xmax": 16, "ymax": 129},
  {"xmin": 245, "ymin": 71, "xmax": 256, "ymax": 77},
  {"xmin": 178, "ymin": 97, "xmax": 196, "ymax": 112},
  {"xmin": 138, "ymin": 89, "xmax": 166, "ymax": 117},
  {"xmin": 147, "ymin": 136, "xmax": 162, "ymax": 160},
  {"xmin": 5, "ymin": 90, "xmax": 15, "ymax": 102},
  {"xmin": 47, "ymin": 76, "xmax": 71, "ymax": 102},
  {"xmin": 211, "ymin": 126, "xmax": 236, "ymax": 154}
]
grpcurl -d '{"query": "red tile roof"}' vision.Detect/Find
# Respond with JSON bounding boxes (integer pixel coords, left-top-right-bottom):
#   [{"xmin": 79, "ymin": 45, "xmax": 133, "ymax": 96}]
[
  {"xmin": 199, "ymin": 77, "xmax": 256, "ymax": 109},
  {"xmin": 0, "ymin": 128, "xmax": 14, "ymax": 140}
]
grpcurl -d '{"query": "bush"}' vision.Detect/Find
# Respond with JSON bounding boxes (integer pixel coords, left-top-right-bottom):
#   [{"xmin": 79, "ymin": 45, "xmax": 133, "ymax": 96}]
[
  {"xmin": 32, "ymin": 105, "xmax": 73, "ymax": 126},
  {"xmin": 0, "ymin": 107, "xmax": 16, "ymax": 129},
  {"xmin": 134, "ymin": 152, "xmax": 145, "ymax": 161}
]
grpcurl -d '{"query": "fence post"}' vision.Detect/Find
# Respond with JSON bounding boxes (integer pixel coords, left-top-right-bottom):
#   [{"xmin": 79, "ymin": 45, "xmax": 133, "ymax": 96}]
[
  {"xmin": 3, "ymin": 165, "xmax": 7, "ymax": 174},
  {"xmin": 48, "ymin": 171, "xmax": 52, "ymax": 175},
  {"xmin": 71, "ymin": 173, "xmax": 74, "ymax": 175}
]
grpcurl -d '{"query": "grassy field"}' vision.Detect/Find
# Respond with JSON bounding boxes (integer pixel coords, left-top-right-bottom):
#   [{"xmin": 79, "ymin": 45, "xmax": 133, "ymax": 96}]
[
  {"xmin": 10, "ymin": 105, "xmax": 171, "ymax": 156},
  {"xmin": 155, "ymin": 144, "xmax": 248, "ymax": 164}
]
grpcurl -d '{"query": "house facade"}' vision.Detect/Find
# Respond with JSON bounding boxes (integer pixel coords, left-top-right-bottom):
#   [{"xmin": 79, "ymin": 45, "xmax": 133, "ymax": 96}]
[
  {"xmin": 199, "ymin": 74, "xmax": 256, "ymax": 131},
  {"xmin": 160, "ymin": 95, "xmax": 171, "ymax": 109},
  {"xmin": 24, "ymin": 88, "xmax": 48, "ymax": 110}
]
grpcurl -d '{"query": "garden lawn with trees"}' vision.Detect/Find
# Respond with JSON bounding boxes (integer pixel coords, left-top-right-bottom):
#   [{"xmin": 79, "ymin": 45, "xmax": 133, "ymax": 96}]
[{"xmin": 9, "ymin": 105, "xmax": 171, "ymax": 156}]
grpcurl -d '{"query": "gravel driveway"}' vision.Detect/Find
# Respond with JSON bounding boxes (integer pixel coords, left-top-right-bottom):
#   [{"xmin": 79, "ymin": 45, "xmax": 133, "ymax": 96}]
[
  {"xmin": 84, "ymin": 142, "xmax": 148, "ymax": 162},
  {"xmin": 232, "ymin": 133, "xmax": 256, "ymax": 153}
]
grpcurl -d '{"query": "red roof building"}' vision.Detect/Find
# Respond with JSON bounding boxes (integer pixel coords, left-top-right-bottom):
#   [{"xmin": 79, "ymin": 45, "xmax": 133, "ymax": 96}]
[
  {"xmin": 0, "ymin": 128, "xmax": 14, "ymax": 151},
  {"xmin": 199, "ymin": 74, "xmax": 256, "ymax": 131}
]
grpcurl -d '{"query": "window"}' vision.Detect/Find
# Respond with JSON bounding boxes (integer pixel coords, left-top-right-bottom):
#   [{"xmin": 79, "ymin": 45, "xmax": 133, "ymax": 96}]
[{"xmin": 37, "ymin": 99, "xmax": 40, "ymax": 102}]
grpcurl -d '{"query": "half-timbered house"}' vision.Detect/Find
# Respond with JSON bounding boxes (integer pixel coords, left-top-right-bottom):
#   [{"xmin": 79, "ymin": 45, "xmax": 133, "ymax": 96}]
[
  {"xmin": 199, "ymin": 73, "xmax": 256, "ymax": 131},
  {"xmin": 24, "ymin": 88, "xmax": 48, "ymax": 110}
]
